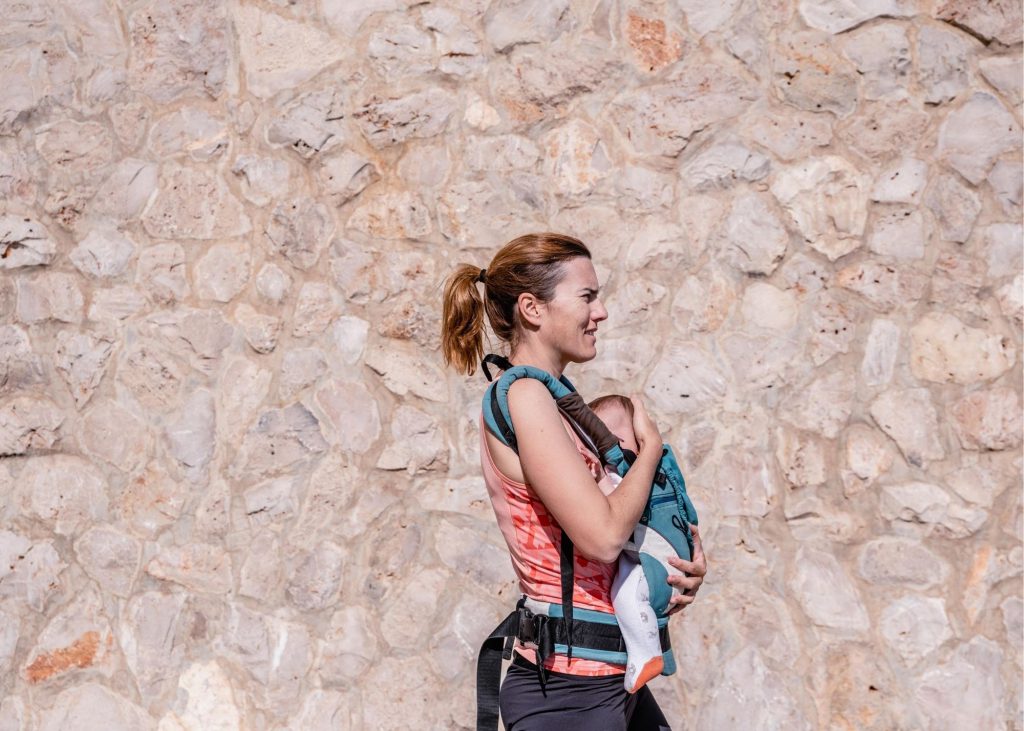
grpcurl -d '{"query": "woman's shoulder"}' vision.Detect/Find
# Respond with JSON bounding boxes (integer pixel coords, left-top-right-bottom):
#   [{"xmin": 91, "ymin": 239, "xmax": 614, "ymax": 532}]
[{"xmin": 505, "ymin": 377, "xmax": 562, "ymax": 427}]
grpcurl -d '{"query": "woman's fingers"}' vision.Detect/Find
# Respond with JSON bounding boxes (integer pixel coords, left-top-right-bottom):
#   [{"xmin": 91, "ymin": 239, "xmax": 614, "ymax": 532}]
[
  {"xmin": 669, "ymin": 573, "xmax": 703, "ymax": 593},
  {"xmin": 628, "ymin": 393, "xmax": 662, "ymax": 450},
  {"xmin": 668, "ymin": 556, "xmax": 706, "ymax": 579},
  {"xmin": 668, "ymin": 592, "xmax": 696, "ymax": 608},
  {"xmin": 667, "ymin": 524, "xmax": 707, "ymax": 606}
]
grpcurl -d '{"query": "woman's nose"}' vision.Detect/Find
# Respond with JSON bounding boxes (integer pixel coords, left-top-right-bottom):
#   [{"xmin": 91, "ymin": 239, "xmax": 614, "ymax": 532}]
[{"xmin": 593, "ymin": 298, "xmax": 608, "ymax": 322}]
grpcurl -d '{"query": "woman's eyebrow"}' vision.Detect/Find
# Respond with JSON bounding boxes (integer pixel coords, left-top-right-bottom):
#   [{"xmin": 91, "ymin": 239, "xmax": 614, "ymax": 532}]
[{"xmin": 580, "ymin": 286, "xmax": 600, "ymax": 295}]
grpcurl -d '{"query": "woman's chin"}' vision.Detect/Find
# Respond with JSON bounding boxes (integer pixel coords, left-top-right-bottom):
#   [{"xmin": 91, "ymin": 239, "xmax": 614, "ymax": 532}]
[{"xmin": 572, "ymin": 345, "xmax": 598, "ymax": 363}]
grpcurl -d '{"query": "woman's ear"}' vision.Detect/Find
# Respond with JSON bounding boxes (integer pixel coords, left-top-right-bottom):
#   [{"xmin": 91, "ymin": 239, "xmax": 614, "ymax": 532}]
[{"xmin": 516, "ymin": 291, "xmax": 544, "ymax": 328}]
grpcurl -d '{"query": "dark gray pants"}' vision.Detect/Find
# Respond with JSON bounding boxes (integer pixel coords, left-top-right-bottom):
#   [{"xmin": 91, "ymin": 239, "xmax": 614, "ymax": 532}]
[{"xmin": 499, "ymin": 655, "xmax": 672, "ymax": 731}]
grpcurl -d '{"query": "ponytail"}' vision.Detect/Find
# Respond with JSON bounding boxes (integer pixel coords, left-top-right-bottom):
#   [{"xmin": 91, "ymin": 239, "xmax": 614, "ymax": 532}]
[
  {"xmin": 440, "ymin": 233, "xmax": 591, "ymax": 377},
  {"xmin": 441, "ymin": 264, "xmax": 488, "ymax": 376}
]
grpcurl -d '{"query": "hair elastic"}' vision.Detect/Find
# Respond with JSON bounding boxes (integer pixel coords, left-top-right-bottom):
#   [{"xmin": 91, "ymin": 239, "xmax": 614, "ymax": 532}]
[{"xmin": 476, "ymin": 268, "xmax": 487, "ymax": 284}]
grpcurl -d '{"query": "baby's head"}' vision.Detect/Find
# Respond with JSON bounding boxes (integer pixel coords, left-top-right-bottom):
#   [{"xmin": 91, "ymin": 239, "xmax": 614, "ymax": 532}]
[{"xmin": 588, "ymin": 394, "xmax": 638, "ymax": 454}]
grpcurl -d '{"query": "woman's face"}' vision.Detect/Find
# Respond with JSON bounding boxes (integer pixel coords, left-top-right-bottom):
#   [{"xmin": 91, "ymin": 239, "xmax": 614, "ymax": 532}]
[{"xmin": 540, "ymin": 257, "xmax": 608, "ymax": 364}]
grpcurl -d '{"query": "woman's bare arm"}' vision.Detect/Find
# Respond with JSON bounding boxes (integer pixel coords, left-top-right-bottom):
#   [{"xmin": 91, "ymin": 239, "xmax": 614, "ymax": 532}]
[{"xmin": 508, "ymin": 378, "xmax": 661, "ymax": 563}]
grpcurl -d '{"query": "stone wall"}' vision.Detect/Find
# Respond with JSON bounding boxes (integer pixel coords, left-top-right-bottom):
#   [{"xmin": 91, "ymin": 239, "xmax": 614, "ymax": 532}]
[{"xmin": 1, "ymin": 0, "xmax": 1022, "ymax": 728}]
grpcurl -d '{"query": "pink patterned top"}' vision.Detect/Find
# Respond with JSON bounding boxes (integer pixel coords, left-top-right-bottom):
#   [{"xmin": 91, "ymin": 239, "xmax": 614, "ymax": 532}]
[{"xmin": 479, "ymin": 413, "xmax": 624, "ymax": 676}]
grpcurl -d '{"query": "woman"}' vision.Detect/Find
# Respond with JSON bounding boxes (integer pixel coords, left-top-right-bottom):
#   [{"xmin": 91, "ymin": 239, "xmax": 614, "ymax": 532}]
[{"xmin": 441, "ymin": 233, "xmax": 706, "ymax": 730}]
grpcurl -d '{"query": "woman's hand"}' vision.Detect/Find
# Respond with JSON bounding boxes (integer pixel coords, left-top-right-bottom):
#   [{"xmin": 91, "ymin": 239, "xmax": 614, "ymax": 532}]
[
  {"xmin": 629, "ymin": 394, "xmax": 662, "ymax": 454},
  {"xmin": 666, "ymin": 524, "xmax": 706, "ymax": 616}
]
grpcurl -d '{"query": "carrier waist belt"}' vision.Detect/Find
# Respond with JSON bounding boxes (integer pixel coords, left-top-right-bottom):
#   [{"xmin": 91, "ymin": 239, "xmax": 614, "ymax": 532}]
[{"xmin": 475, "ymin": 597, "xmax": 671, "ymax": 731}]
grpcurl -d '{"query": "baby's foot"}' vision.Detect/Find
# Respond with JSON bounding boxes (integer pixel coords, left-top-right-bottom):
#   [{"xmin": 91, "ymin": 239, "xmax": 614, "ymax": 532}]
[{"xmin": 625, "ymin": 655, "xmax": 664, "ymax": 694}]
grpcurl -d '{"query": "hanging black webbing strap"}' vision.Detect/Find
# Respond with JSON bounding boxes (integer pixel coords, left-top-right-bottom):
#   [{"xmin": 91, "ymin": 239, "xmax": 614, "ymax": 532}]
[
  {"xmin": 475, "ymin": 606, "xmax": 519, "ymax": 731},
  {"xmin": 481, "ymin": 353, "xmax": 513, "ymax": 382},
  {"xmin": 560, "ymin": 530, "xmax": 575, "ymax": 662}
]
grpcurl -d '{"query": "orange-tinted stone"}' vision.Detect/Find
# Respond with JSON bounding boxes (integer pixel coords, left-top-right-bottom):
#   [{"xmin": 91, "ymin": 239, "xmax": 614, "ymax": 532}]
[
  {"xmin": 25, "ymin": 631, "xmax": 101, "ymax": 683},
  {"xmin": 626, "ymin": 14, "xmax": 682, "ymax": 73}
]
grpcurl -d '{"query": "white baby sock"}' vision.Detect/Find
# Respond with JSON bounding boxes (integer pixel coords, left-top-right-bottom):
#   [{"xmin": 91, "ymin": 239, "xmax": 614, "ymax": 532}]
[{"xmin": 613, "ymin": 552, "xmax": 664, "ymax": 693}]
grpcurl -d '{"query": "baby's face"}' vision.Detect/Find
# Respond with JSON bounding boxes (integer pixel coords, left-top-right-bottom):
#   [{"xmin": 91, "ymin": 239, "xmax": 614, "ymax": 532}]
[{"xmin": 593, "ymin": 401, "xmax": 639, "ymax": 454}]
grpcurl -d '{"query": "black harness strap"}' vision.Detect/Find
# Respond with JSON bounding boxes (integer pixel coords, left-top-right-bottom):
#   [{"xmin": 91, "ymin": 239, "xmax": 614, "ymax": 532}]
[
  {"xmin": 559, "ymin": 530, "xmax": 575, "ymax": 663},
  {"xmin": 481, "ymin": 353, "xmax": 513, "ymax": 382},
  {"xmin": 475, "ymin": 608, "xmax": 520, "ymax": 731}
]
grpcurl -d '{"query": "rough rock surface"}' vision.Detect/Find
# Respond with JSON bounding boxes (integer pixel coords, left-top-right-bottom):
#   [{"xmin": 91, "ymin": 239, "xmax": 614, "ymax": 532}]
[{"xmin": 0, "ymin": 4, "xmax": 1020, "ymax": 729}]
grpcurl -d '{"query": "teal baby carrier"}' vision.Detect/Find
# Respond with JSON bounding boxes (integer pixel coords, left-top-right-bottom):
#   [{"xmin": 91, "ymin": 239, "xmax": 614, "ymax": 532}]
[{"xmin": 475, "ymin": 354, "xmax": 699, "ymax": 730}]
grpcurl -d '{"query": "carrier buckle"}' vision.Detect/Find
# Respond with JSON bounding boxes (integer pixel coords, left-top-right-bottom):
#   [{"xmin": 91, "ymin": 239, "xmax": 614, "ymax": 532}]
[{"xmin": 516, "ymin": 605, "xmax": 538, "ymax": 645}]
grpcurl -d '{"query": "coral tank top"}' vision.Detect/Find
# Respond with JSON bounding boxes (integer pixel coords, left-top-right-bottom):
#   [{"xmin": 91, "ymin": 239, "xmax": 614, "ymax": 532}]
[{"xmin": 479, "ymin": 413, "xmax": 624, "ymax": 676}]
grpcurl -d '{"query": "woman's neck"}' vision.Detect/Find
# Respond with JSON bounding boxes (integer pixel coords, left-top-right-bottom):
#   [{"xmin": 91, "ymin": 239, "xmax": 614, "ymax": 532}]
[{"xmin": 508, "ymin": 344, "xmax": 566, "ymax": 378}]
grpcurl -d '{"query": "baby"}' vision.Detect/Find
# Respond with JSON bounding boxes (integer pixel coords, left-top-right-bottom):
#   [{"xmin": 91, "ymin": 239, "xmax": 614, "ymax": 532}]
[{"xmin": 588, "ymin": 394, "xmax": 669, "ymax": 694}]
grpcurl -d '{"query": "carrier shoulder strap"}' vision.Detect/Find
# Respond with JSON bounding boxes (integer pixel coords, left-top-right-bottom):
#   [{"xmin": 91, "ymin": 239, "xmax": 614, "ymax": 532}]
[{"xmin": 479, "ymin": 354, "xmax": 622, "ymax": 464}]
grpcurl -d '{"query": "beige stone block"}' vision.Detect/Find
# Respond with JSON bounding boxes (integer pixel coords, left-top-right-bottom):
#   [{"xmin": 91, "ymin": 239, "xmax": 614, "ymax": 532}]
[
  {"xmin": 743, "ymin": 107, "xmax": 833, "ymax": 161},
  {"xmin": 142, "ymin": 165, "xmax": 251, "ymax": 240},
  {"xmin": 79, "ymin": 399, "xmax": 149, "ymax": 472},
  {"xmin": 127, "ymin": 0, "xmax": 228, "ymax": 103},
  {"xmin": 858, "ymin": 536, "xmax": 949, "ymax": 588},
  {"xmin": 38, "ymin": 683, "xmax": 153, "ymax": 731},
  {"xmin": 149, "ymin": 107, "xmax": 228, "ymax": 161},
  {"xmin": 773, "ymin": 31, "xmax": 859, "ymax": 117},
  {"xmin": 780, "ymin": 371, "xmax": 855, "ymax": 439},
  {"xmin": 799, "ymin": 0, "xmax": 914, "ymax": 33},
  {"xmin": 286, "ymin": 541, "xmax": 345, "ymax": 611},
  {"xmin": 119, "ymin": 591, "xmax": 187, "ymax": 703},
  {"xmin": 950, "ymin": 388, "xmax": 1023, "ymax": 451},
  {"xmin": 161, "ymin": 660, "xmax": 240, "ymax": 731},
  {"xmin": 0, "ymin": 531, "xmax": 65, "ymax": 612},
  {"xmin": 233, "ymin": 5, "xmax": 342, "ymax": 98},
  {"xmin": 314, "ymin": 379, "xmax": 381, "ymax": 450},
  {"xmin": 0, "ymin": 214, "xmax": 56, "ymax": 269},
  {"xmin": 880, "ymin": 481, "xmax": 987, "ymax": 538},
  {"xmin": 775, "ymin": 426, "xmax": 828, "ymax": 488},
  {"xmin": 346, "ymin": 189, "xmax": 431, "ymax": 240},
  {"xmin": 935, "ymin": 0, "xmax": 1022, "ymax": 45},
  {"xmin": 836, "ymin": 259, "xmax": 928, "ymax": 312},
  {"xmin": 74, "ymin": 526, "xmax": 141, "ymax": 598},
  {"xmin": 0, "ymin": 397, "xmax": 64, "ymax": 456},
  {"xmin": 16, "ymin": 272, "xmax": 84, "ymax": 324},
  {"xmin": 938, "ymin": 93, "xmax": 1022, "ymax": 185},
  {"xmin": 229, "ymin": 403, "xmax": 328, "ymax": 480},
  {"xmin": 839, "ymin": 22, "xmax": 911, "ymax": 101},
  {"xmin": 770, "ymin": 155, "xmax": 869, "ymax": 261},
  {"xmin": 265, "ymin": 198, "xmax": 335, "ymax": 270},
  {"xmin": 194, "ymin": 241, "xmax": 251, "ymax": 303},
  {"xmin": 354, "ymin": 88, "xmax": 458, "ymax": 148},
  {"xmin": 741, "ymin": 282, "xmax": 797, "ymax": 331},
  {"xmin": 914, "ymin": 637, "xmax": 1007, "ymax": 730},
  {"xmin": 910, "ymin": 311, "xmax": 1015, "ymax": 385},
  {"xmin": 146, "ymin": 543, "xmax": 232, "ymax": 594},
  {"xmin": 376, "ymin": 404, "xmax": 447, "ymax": 474},
  {"xmin": 611, "ymin": 58, "xmax": 757, "ymax": 157},
  {"xmin": 136, "ymin": 243, "xmax": 189, "ymax": 304},
  {"xmin": 718, "ymin": 193, "xmax": 789, "ymax": 275},
  {"xmin": 0, "ymin": 324, "xmax": 46, "ymax": 394}
]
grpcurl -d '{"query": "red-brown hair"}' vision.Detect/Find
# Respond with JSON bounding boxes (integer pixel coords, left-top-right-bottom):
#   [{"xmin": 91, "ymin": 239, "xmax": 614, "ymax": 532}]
[{"xmin": 441, "ymin": 232, "xmax": 591, "ymax": 376}]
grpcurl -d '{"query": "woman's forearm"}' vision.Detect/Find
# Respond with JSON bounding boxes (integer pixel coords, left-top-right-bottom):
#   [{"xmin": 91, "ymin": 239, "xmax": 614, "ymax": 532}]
[{"xmin": 600, "ymin": 444, "xmax": 662, "ymax": 557}]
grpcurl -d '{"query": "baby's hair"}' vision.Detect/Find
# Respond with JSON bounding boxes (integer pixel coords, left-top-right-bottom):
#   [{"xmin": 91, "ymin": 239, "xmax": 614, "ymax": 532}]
[{"xmin": 588, "ymin": 394, "xmax": 634, "ymax": 420}]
